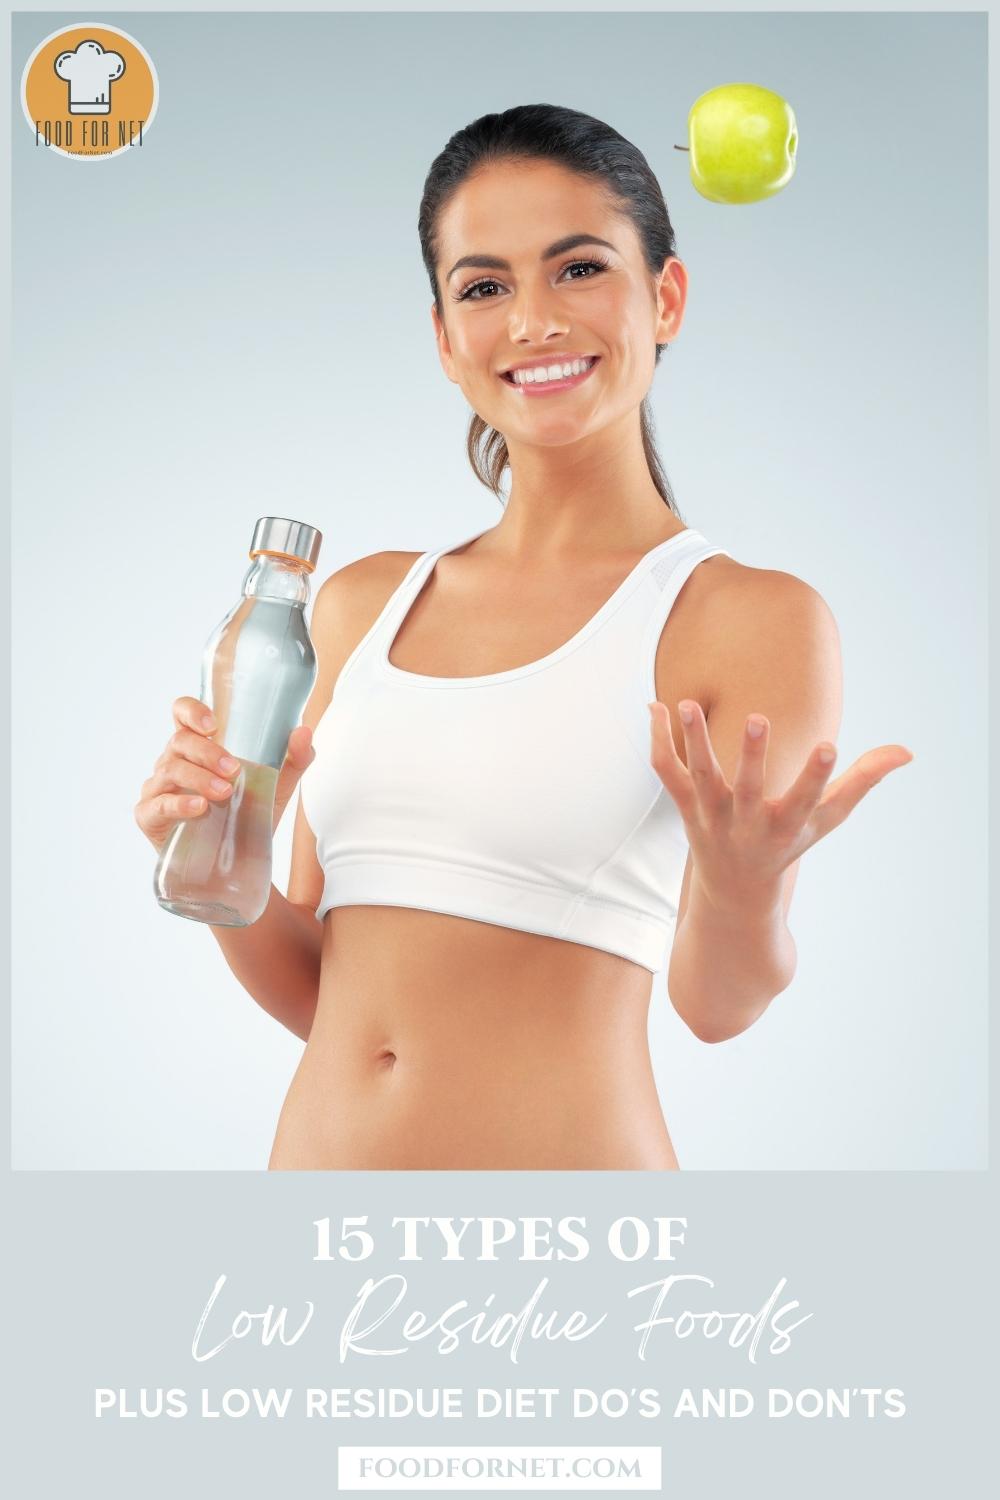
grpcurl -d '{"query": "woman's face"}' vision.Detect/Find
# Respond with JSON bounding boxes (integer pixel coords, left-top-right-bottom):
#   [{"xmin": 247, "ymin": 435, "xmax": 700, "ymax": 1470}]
[{"xmin": 430, "ymin": 158, "xmax": 686, "ymax": 450}]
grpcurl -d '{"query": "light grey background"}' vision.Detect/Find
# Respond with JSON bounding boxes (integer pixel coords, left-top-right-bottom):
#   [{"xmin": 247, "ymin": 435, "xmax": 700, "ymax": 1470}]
[
  {"xmin": 3, "ymin": 5, "xmax": 996, "ymax": 1500},
  {"xmin": 10, "ymin": 7, "xmax": 987, "ymax": 1170}
]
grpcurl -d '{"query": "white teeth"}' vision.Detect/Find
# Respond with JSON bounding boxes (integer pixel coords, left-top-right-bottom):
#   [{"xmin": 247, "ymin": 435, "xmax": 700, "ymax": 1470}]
[{"xmin": 510, "ymin": 357, "xmax": 594, "ymax": 385}]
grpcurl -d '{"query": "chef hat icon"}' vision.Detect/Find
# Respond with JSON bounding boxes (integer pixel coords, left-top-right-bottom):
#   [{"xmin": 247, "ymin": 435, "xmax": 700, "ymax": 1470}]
[{"xmin": 54, "ymin": 39, "xmax": 125, "ymax": 115}]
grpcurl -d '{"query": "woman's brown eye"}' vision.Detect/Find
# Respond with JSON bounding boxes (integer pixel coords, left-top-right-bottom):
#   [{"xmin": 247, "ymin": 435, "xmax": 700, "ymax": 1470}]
[
  {"xmin": 456, "ymin": 278, "xmax": 501, "ymax": 302},
  {"xmin": 455, "ymin": 257, "xmax": 610, "ymax": 304}
]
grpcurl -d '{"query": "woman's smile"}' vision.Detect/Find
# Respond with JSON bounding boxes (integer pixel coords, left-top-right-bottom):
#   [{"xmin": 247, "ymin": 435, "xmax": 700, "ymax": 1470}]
[{"xmin": 500, "ymin": 354, "xmax": 601, "ymax": 396}]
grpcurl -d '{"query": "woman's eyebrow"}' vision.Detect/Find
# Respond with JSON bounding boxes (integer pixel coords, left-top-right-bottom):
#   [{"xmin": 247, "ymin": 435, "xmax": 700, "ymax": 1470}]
[{"xmin": 446, "ymin": 233, "xmax": 620, "ymax": 283}]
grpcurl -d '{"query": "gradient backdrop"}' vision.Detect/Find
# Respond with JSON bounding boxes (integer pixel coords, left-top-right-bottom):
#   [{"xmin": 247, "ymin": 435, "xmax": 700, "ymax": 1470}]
[{"xmin": 12, "ymin": 8, "xmax": 987, "ymax": 1168}]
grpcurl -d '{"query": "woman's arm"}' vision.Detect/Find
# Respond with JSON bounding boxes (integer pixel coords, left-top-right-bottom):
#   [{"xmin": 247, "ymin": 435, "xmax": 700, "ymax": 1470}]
[
  {"xmin": 201, "ymin": 572, "xmax": 348, "ymax": 1043},
  {"xmin": 206, "ymin": 550, "xmax": 425, "ymax": 1042},
  {"xmin": 209, "ymin": 885, "xmax": 324, "ymax": 1042},
  {"xmin": 664, "ymin": 568, "xmax": 843, "ymax": 1042},
  {"xmin": 667, "ymin": 862, "xmax": 798, "ymax": 1043}
]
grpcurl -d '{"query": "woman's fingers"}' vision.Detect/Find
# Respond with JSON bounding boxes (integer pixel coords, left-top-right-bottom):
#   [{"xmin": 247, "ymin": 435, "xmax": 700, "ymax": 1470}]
[
  {"xmin": 172, "ymin": 695, "xmax": 218, "ymax": 734},
  {"xmin": 135, "ymin": 698, "xmax": 239, "ymax": 851},
  {"xmin": 154, "ymin": 725, "xmax": 239, "ymax": 780},
  {"xmin": 145, "ymin": 790, "xmax": 211, "ymax": 828},
  {"xmin": 136, "ymin": 758, "xmax": 234, "ymax": 848},
  {"xmin": 286, "ymin": 723, "xmax": 315, "ymax": 766},
  {"xmin": 649, "ymin": 699, "xmax": 729, "ymax": 817},
  {"xmin": 767, "ymin": 740, "xmax": 840, "ymax": 837},
  {"xmin": 651, "ymin": 703, "xmax": 772, "ymax": 820},
  {"xmin": 273, "ymin": 725, "xmax": 315, "ymax": 829},
  {"xmin": 143, "ymin": 752, "xmax": 238, "ymax": 805},
  {"xmin": 796, "ymin": 745, "xmax": 915, "ymax": 847},
  {"xmin": 648, "ymin": 697, "xmax": 916, "ymax": 884},
  {"xmin": 137, "ymin": 696, "xmax": 318, "ymax": 850},
  {"xmin": 648, "ymin": 702, "xmax": 697, "ymax": 816},
  {"xmin": 674, "ymin": 699, "xmax": 728, "ymax": 814},
  {"xmin": 731, "ymin": 713, "xmax": 769, "ymax": 815},
  {"xmin": 134, "ymin": 782, "xmax": 207, "ymax": 849}
]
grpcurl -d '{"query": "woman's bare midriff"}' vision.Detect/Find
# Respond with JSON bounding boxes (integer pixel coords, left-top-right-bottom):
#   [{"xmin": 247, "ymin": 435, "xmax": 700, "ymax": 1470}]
[
  {"xmin": 266, "ymin": 535, "xmax": 737, "ymax": 1172},
  {"xmin": 268, "ymin": 905, "xmax": 679, "ymax": 1171}
]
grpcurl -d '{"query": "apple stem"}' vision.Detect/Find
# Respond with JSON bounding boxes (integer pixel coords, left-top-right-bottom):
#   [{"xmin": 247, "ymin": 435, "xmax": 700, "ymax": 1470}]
[{"xmin": 673, "ymin": 145, "xmax": 689, "ymax": 151}]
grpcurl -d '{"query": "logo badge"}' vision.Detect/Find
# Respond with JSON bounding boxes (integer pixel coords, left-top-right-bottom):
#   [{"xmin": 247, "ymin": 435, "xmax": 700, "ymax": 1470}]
[{"xmin": 21, "ymin": 22, "xmax": 158, "ymax": 159}]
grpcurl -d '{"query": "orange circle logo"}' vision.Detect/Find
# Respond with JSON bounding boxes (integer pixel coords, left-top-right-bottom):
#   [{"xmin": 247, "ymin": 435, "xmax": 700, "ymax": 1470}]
[{"xmin": 21, "ymin": 21, "xmax": 158, "ymax": 160}]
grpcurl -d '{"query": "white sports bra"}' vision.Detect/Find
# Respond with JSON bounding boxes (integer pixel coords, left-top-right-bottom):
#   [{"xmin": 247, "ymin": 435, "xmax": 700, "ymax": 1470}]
[{"xmin": 298, "ymin": 523, "xmax": 731, "ymax": 973}]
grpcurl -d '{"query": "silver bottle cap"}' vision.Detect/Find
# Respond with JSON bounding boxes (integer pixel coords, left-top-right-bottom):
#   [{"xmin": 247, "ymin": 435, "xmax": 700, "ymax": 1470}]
[{"xmin": 249, "ymin": 516, "xmax": 322, "ymax": 573}]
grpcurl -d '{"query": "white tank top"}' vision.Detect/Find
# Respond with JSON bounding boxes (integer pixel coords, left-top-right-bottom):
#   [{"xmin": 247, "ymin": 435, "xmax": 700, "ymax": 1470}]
[{"xmin": 299, "ymin": 523, "xmax": 731, "ymax": 973}]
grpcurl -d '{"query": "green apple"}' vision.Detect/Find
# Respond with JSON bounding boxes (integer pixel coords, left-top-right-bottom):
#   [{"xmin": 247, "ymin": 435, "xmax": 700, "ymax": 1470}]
[{"xmin": 686, "ymin": 83, "xmax": 798, "ymax": 204}]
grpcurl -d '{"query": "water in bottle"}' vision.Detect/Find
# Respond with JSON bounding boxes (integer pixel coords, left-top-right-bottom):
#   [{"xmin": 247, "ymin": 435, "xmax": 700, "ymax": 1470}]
[{"xmin": 154, "ymin": 517, "xmax": 322, "ymax": 926}]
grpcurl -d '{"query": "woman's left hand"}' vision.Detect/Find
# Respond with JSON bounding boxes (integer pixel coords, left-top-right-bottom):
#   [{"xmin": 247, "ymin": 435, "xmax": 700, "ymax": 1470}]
[{"xmin": 648, "ymin": 699, "xmax": 915, "ymax": 915}]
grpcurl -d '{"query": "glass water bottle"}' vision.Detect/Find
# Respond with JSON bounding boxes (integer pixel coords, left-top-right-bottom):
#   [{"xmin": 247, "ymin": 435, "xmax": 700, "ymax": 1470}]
[{"xmin": 154, "ymin": 516, "xmax": 322, "ymax": 927}]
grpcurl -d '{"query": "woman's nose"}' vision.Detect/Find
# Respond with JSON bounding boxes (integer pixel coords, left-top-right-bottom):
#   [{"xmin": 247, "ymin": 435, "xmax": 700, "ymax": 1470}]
[{"xmin": 507, "ymin": 286, "xmax": 569, "ymax": 344}]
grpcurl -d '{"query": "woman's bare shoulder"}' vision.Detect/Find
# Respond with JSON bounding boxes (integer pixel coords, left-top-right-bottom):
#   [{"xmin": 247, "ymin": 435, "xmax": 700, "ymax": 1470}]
[
  {"xmin": 689, "ymin": 553, "xmax": 842, "ymax": 708},
  {"xmin": 657, "ymin": 549, "xmax": 840, "ymax": 711},
  {"xmin": 314, "ymin": 547, "xmax": 424, "ymax": 623},
  {"xmin": 698, "ymin": 552, "xmax": 837, "ymax": 623},
  {"xmin": 307, "ymin": 549, "xmax": 425, "ymax": 677}
]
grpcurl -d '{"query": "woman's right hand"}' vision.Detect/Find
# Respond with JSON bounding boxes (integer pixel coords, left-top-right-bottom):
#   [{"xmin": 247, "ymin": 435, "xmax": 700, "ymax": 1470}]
[{"xmin": 134, "ymin": 696, "xmax": 315, "ymax": 852}]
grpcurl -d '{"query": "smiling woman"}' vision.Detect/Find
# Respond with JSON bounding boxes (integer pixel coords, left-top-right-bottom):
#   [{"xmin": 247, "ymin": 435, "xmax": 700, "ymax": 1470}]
[
  {"xmin": 138, "ymin": 102, "xmax": 912, "ymax": 1170},
  {"xmin": 418, "ymin": 112, "xmax": 688, "ymax": 512}
]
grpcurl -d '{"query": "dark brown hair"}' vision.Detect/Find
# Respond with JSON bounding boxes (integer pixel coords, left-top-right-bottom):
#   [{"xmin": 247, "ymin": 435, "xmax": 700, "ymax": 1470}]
[{"xmin": 418, "ymin": 102, "xmax": 681, "ymax": 515}]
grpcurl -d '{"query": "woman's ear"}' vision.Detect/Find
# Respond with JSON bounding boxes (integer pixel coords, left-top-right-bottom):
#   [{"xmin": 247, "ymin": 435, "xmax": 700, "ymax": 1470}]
[{"xmin": 654, "ymin": 257, "xmax": 688, "ymax": 345}]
